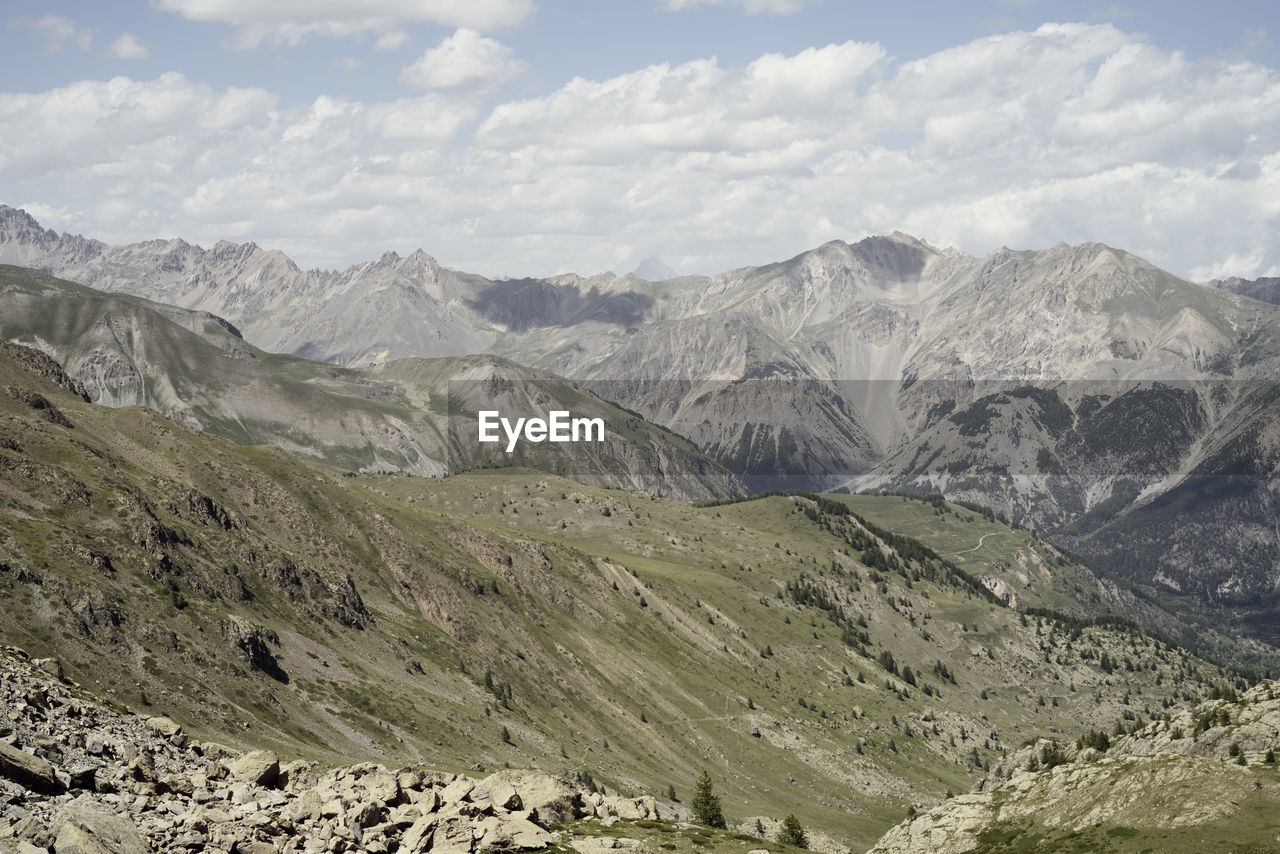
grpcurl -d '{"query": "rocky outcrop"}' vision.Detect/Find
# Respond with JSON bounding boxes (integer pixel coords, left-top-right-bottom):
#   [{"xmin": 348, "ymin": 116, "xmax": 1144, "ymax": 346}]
[
  {"xmin": 219, "ymin": 618, "xmax": 287, "ymax": 683},
  {"xmin": 4, "ymin": 388, "xmax": 74, "ymax": 429},
  {"xmin": 978, "ymin": 576, "xmax": 1017, "ymax": 609},
  {"xmin": 868, "ymin": 681, "xmax": 1280, "ymax": 853},
  {"xmin": 0, "ymin": 342, "xmax": 90, "ymax": 403},
  {"xmin": 0, "ymin": 647, "xmax": 668, "ymax": 853},
  {"xmin": 51, "ymin": 802, "xmax": 149, "ymax": 854}
]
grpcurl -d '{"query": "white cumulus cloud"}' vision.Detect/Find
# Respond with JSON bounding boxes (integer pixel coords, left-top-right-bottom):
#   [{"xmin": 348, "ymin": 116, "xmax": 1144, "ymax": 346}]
[
  {"xmin": 661, "ymin": 0, "xmax": 821, "ymax": 13},
  {"xmin": 152, "ymin": 0, "xmax": 535, "ymax": 48},
  {"xmin": 3, "ymin": 23, "xmax": 1280, "ymax": 281},
  {"xmin": 105, "ymin": 33, "xmax": 150, "ymax": 59},
  {"xmin": 400, "ymin": 28, "xmax": 527, "ymax": 91},
  {"xmin": 9, "ymin": 14, "xmax": 93, "ymax": 54}
]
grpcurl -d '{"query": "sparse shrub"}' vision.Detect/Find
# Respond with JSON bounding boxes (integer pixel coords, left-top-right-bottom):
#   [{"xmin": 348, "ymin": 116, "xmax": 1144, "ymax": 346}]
[
  {"xmin": 777, "ymin": 814, "xmax": 808, "ymax": 848},
  {"xmin": 1039, "ymin": 741, "xmax": 1068, "ymax": 769},
  {"xmin": 1077, "ymin": 730, "xmax": 1111, "ymax": 752}
]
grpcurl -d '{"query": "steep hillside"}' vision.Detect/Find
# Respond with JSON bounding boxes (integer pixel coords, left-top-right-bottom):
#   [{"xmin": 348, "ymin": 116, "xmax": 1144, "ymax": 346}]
[
  {"xmin": 0, "ymin": 343, "xmax": 1243, "ymax": 849},
  {"xmin": 869, "ymin": 681, "xmax": 1280, "ymax": 853},
  {"xmin": 837, "ymin": 492, "xmax": 1276, "ymax": 670},
  {"xmin": 0, "ymin": 265, "xmax": 740, "ymax": 500}
]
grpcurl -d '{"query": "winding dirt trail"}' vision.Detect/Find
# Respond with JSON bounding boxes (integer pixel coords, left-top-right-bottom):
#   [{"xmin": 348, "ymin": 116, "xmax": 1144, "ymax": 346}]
[{"xmin": 939, "ymin": 531, "xmax": 995, "ymax": 557}]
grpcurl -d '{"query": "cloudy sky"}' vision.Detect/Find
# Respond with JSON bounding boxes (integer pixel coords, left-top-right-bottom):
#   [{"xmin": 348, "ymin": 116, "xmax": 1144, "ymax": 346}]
[{"xmin": 2, "ymin": 1, "xmax": 1278, "ymax": 280}]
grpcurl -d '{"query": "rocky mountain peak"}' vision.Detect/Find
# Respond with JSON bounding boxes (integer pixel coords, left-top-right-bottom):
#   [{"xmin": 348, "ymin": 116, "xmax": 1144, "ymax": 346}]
[
  {"xmin": 886, "ymin": 230, "xmax": 935, "ymax": 248},
  {"xmin": 0, "ymin": 205, "xmax": 49, "ymax": 236},
  {"xmin": 1207, "ymin": 274, "xmax": 1280, "ymax": 306},
  {"xmin": 398, "ymin": 248, "xmax": 442, "ymax": 279},
  {"xmin": 0, "ymin": 207, "xmax": 105, "ymax": 267},
  {"xmin": 209, "ymin": 239, "xmax": 261, "ymax": 263},
  {"xmin": 0, "ymin": 208, "xmax": 50, "ymax": 254},
  {"xmin": 632, "ymin": 255, "xmax": 677, "ymax": 281}
]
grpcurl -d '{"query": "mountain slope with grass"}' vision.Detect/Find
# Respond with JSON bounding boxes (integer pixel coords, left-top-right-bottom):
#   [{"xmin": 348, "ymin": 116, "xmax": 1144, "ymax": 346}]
[
  {"xmin": 0, "ymin": 342, "xmax": 1252, "ymax": 850},
  {"xmin": 869, "ymin": 680, "xmax": 1280, "ymax": 853}
]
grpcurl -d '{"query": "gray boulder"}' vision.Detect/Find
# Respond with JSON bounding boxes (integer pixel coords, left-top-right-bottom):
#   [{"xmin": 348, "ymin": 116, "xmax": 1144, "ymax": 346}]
[
  {"xmin": 227, "ymin": 749, "xmax": 280, "ymax": 787},
  {"xmin": 52, "ymin": 803, "xmax": 149, "ymax": 854},
  {"xmin": 0, "ymin": 741, "xmax": 63, "ymax": 794},
  {"xmin": 479, "ymin": 770, "xmax": 584, "ymax": 825}
]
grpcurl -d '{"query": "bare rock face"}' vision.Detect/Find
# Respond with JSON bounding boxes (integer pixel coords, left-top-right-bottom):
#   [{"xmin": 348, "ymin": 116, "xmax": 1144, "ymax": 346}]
[
  {"xmin": 220, "ymin": 617, "xmax": 288, "ymax": 683},
  {"xmin": 979, "ymin": 575, "xmax": 1017, "ymax": 608},
  {"xmin": 473, "ymin": 769, "xmax": 586, "ymax": 825}
]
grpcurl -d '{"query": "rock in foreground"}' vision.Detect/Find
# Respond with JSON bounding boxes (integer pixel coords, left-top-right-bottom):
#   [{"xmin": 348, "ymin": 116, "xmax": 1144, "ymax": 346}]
[{"xmin": 0, "ymin": 647, "xmax": 668, "ymax": 853}]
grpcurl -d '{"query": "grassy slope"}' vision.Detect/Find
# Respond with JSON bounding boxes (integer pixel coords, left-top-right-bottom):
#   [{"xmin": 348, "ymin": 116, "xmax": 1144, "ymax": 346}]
[
  {"xmin": 836, "ymin": 493, "xmax": 1270, "ymax": 669},
  {"xmin": 0, "ymin": 345, "xmax": 1244, "ymax": 851},
  {"xmin": 870, "ymin": 680, "xmax": 1280, "ymax": 853}
]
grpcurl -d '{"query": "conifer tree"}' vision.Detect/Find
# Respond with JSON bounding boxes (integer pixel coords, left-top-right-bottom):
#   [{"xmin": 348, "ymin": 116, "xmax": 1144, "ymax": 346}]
[
  {"xmin": 778, "ymin": 814, "xmax": 808, "ymax": 848},
  {"xmin": 691, "ymin": 770, "xmax": 726, "ymax": 828}
]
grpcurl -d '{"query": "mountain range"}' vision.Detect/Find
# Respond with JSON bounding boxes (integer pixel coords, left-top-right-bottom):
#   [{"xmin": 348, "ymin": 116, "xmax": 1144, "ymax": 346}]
[
  {"xmin": 0, "ymin": 262, "xmax": 740, "ymax": 501},
  {"xmin": 4, "ymin": 205, "xmax": 1280, "ymax": 660},
  {"xmin": 0, "ymin": 339, "xmax": 1254, "ymax": 851}
]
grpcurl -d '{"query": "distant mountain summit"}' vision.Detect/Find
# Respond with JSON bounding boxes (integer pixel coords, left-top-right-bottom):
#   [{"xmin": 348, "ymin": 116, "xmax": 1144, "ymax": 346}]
[
  {"xmin": 632, "ymin": 256, "xmax": 677, "ymax": 281},
  {"xmin": 0, "ymin": 205, "xmax": 481, "ymax": 366},
  {"xmin": 1207, "ymin": 274, "xmax": 1280, "ymax": 305}
]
